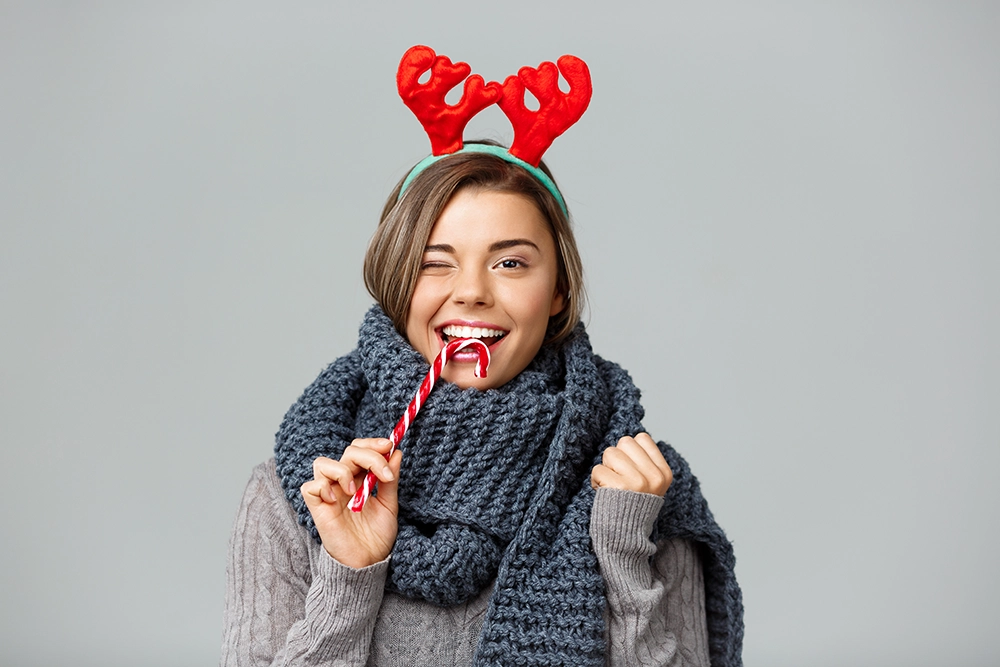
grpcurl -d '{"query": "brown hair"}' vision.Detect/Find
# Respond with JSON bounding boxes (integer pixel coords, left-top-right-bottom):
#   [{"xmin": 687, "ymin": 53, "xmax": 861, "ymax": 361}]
[{"xmin": 363, "ymin": 143, "xmax": 586, "ymax": 344}]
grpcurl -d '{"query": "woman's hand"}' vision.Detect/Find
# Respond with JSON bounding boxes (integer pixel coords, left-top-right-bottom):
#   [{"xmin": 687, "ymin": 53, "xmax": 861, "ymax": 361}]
[
  {"xmin": 300, "ymin": 438, "xmax": 403, "ymax": 569},
  {"xmin": 591, "ymin": 432, "xmax": 673, "ymax": 496}
]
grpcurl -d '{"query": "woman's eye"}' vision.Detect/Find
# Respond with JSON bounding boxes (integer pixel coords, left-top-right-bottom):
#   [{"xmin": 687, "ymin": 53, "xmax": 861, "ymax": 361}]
[{"xmin": 498, "ymin": 259, "xmax": 523, "ymax": 269}]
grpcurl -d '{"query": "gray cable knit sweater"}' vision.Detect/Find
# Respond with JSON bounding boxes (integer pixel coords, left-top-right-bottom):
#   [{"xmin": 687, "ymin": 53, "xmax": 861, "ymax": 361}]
[{"xmin": 222, "ymin": 459, "xmax": 710, "ymax": 666}]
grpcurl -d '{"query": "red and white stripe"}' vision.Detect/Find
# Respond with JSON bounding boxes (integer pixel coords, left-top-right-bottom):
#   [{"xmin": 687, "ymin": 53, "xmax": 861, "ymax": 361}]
[{"xmin": 349, "ymin": 338, "xmax": 490, "ymax": 512}]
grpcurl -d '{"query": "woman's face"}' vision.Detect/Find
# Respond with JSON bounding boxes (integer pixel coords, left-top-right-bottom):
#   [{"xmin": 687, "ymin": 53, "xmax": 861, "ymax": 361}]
[{"xmin": 405, "ymin": 188, "xmax": 565, "ymax": 390}]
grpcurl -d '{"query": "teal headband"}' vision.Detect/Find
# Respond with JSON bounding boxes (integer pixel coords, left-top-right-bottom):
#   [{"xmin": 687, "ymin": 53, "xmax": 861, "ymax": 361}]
[{"xmin": 398, "ymin": 144, "xmax": 568, "ymax": 216}]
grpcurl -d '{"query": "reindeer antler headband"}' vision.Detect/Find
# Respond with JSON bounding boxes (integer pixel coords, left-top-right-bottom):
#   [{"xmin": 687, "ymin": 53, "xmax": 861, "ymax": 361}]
[{"xmin": 396, "ymin": 45, "xmax": 592, "ymax": 215}]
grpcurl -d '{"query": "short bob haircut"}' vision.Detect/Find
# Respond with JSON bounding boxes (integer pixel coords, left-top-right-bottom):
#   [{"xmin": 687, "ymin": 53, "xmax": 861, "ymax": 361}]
[{"xmin": 364, "ymin": 141, "xmax": 586, "ymax": 346}]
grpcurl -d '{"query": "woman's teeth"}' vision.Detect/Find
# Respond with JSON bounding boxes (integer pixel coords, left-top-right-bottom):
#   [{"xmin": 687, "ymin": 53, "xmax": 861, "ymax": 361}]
[{"xmin": 441, "ymin": 325, "xmax": 506, "ymax": 342}]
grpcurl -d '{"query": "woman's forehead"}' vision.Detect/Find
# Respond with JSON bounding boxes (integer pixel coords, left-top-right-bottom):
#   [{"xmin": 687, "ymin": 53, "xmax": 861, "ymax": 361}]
[{"xmin": 427, "ymin": 189, "xmax": 552, "ymax": 247}]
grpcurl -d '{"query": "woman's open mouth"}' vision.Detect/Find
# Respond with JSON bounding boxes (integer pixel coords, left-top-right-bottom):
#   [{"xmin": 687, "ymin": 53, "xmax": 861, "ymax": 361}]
[{"xmin": 439, "ymin": 324, "xmax": 507, "ymax": 348}]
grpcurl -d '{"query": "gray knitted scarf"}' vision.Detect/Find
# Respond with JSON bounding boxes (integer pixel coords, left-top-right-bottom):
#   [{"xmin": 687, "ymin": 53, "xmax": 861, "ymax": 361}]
[{"xmin": 275, "ymin": 306, "xmax": 743, "ymax": 666}]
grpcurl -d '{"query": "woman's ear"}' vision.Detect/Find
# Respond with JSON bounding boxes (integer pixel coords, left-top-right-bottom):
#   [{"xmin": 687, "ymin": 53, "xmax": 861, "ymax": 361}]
[{"xmin": 549, "ymin": 289, "xmax": 566, "ymax": 317}]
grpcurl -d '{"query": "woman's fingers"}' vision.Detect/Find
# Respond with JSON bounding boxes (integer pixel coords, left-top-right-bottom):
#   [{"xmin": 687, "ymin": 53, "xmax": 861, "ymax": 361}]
[
  {"xmin": 614, "ymin": 434, "xmax": 673, "ymax": 493},
  {"xmin": 590, "ymin": 433, "xmax": 673, "ymax": 496},
  {"xmin": 370, "ymin": 449, "xmax": 403, "ymax": 512},
  {"xmin": 598, "ymin": 446, "xmax": 647, "ymax": 488},
  {"xmin": 350, "ymin": 437, "xmax": 395, "ymax": 454},
  {"xmin": 632, "ymin": 433, "xmax": 673, "ymax": 483},
  {"xmin": 342, "ymin": 439, "xmax": 397, "ymax": 483},
  {"xmin": 310, "ymin": 440, "xmax": 396, "ymax": 498},
  {"xmin": 301, "ymin": 477, "xmax": 339, "ymax": 511},
  {"xmin": 590, "ymin": 462, "xmax": 621, "ymax": 490},
  {"xmin": 312, "ymin": 456, "xmax": 356, "ymax": 498}
]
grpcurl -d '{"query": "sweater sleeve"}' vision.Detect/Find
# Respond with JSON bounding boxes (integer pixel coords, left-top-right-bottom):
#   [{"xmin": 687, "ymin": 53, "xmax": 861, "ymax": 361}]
[
  {"xmin": 590, "ymin": 487, "xmax": 710, "ymax": 667},
  {"xmin": 221, "ymin": 460, "xmax": 389, "ymax": 667}
]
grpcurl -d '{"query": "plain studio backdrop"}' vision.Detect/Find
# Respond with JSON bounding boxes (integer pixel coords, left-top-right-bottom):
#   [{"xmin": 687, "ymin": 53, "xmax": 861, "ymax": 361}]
[{"xmin": 1, "ymin": 2, "xmax": 997, "ymax": 666}]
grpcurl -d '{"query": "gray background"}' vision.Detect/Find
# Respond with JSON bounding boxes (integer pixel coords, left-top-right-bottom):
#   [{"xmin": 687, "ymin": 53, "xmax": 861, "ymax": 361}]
[{"xmin": 1, "ymin": 2, "xmax": 997, "ymax": 666}]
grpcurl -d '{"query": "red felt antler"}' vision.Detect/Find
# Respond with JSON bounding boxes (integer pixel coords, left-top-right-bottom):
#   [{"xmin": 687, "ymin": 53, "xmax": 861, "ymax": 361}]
[
  {"xmin": 497, "ymin": 55, "xmax": 592, "ymax": 167},
  {"xmin": 397, "ymin": 45, "xmax": 502, "ymax": 156}
]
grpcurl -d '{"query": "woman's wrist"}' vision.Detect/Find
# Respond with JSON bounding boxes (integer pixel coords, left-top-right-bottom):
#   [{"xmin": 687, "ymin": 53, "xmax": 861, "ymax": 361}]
[
  {"xmin": 323, "ymin": 543, "xmax": 391, "ymax": 570},
  {"xmin": 591, "ymin": 486, "xmax": 664, "ymax": 556}
]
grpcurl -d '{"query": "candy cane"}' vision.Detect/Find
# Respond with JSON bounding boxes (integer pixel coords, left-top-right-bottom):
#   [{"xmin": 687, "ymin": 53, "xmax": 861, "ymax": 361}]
[{"xmin": 348, "ymin": 338, "xmax": 490, "ymax": 512}]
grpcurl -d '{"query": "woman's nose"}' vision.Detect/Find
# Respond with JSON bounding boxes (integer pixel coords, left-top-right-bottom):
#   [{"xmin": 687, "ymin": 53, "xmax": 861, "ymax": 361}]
[{"xmin": 451, "ymin": 268, "xmax": 492, "ymax": 306}]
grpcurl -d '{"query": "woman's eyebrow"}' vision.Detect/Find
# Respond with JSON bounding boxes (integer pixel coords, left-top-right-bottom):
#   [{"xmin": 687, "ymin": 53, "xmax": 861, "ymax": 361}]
[
  {"xmin": 489, "ymin": 239, "xmax": 540, "ymax": 252},
  {"xmin": 423, "ymin": 239, "xmax": 540, "ymax": 253},
  {"xmin": 424, "ymin": 243, "xmax": 455, "ymax": 253}
]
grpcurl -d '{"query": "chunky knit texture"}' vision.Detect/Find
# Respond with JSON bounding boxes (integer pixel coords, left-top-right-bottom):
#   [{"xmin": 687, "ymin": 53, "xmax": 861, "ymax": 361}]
[{"xmin": 274, "ymin": 306, "xmax": 743, "ymax": 666}]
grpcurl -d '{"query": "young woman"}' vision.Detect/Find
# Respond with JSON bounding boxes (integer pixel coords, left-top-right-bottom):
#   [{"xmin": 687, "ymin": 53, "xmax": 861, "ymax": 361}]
[
  {"xmin": 221, "ymin": 147, "xmax": 742, "ymax": 666},
  {"xmin": 223, "ymin": 45, "xmax": 741, "ymax": 667}
]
